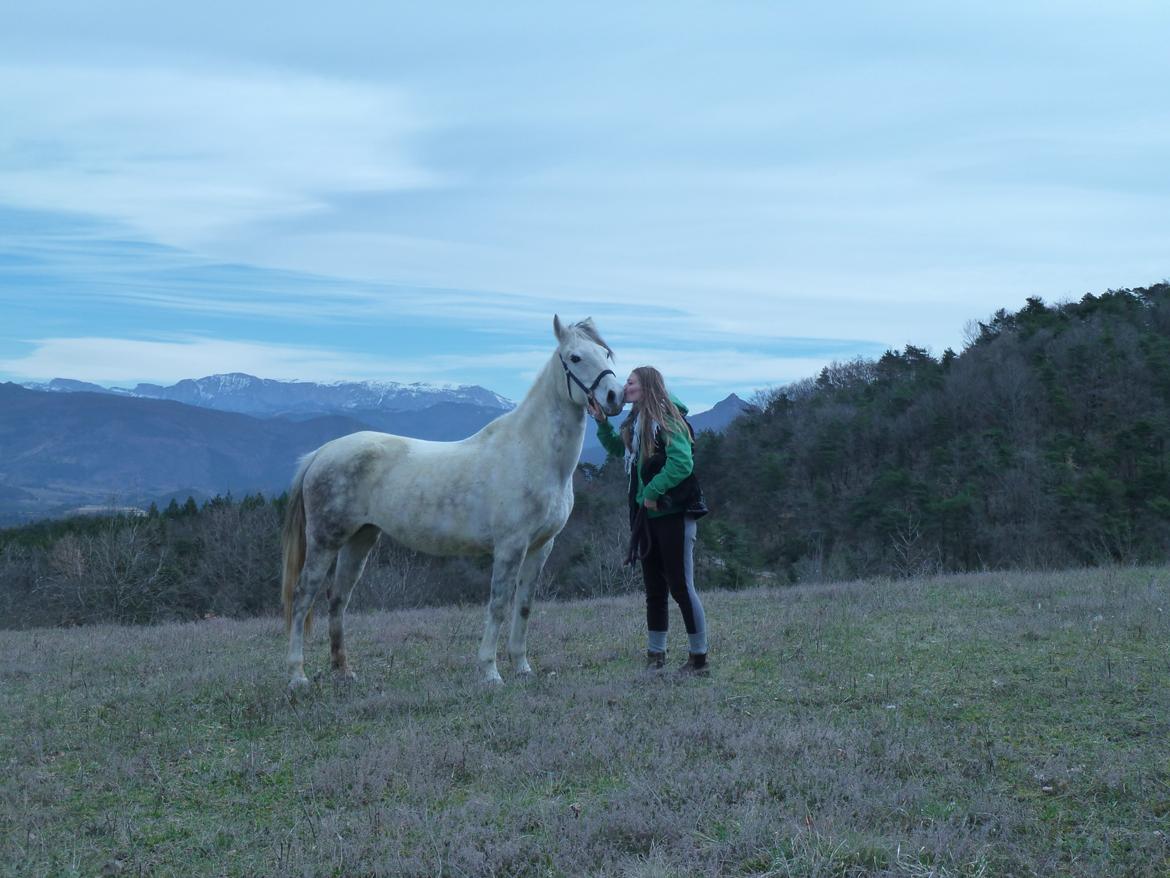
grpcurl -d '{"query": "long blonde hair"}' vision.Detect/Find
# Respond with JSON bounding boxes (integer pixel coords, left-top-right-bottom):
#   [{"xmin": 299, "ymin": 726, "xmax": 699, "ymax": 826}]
[{"xmin": 619, "ymin": 366, "xmax": 686, "ymax": 461}]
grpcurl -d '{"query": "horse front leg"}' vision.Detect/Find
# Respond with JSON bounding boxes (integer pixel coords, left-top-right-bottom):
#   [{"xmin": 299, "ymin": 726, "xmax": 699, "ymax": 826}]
[
  {"xmin": 508, "ymin": 540, "xmax": 553, "ymax": 676},
  {"xmin": 478, "ymin": 542, "xmax": 526, "ymax": 684}
]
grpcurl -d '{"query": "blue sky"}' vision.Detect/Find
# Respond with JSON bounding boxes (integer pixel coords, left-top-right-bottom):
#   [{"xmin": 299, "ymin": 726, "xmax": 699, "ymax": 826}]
[{"xmin": 1, "ymin": 2, "xmax": 1168, "ymax": 411}]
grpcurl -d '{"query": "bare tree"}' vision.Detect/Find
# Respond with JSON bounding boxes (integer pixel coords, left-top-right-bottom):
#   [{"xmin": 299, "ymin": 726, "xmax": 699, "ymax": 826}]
[{"xmin": 33, "ymin": 518, "xmax": 174, "ymax": 624}]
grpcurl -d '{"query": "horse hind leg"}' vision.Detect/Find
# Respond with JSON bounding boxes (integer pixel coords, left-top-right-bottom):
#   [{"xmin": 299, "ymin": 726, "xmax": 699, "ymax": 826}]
[
  {"xmin": 328, "ymin": 525, "xmax": 380, "ymax": 681},
  {"xmin": 508, "ymin": 539, "xmax": 554, "ymax": 677},
  {"xmin": 287, "ymin": 544, "xmax": 339, "ymax": 691}
]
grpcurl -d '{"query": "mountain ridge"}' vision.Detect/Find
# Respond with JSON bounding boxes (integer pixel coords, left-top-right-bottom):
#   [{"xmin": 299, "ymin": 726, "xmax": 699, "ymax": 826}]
[{"xmin": 24, "ymin": 372, "xmax": 515, "ymax": 416}]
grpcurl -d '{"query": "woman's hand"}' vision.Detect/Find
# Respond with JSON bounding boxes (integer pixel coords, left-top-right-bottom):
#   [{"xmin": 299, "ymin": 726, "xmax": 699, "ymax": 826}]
[
  {"xmin": 643, "ymin": 498, "xmax": 658, "ymax": 510},
  {"xmin": 587, "ymin": 398, "xmax": 608, "ymax": 423}
]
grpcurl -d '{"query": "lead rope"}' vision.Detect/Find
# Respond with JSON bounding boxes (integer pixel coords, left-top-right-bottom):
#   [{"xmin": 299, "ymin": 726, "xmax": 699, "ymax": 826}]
[{"xmin": 624, "ymin": 505, "xmax": 652, "ymax": 566}]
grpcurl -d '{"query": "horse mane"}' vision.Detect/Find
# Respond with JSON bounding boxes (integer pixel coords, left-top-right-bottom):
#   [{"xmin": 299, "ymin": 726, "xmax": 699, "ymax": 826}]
[{"xmin": 571, "ymin": 320, "xmax": 614, "ymax": 360}]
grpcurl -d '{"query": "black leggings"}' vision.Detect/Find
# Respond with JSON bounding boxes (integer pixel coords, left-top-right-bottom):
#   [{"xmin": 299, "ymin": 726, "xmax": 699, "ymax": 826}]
[{"xmin": 641, "ymin": 512, "xmax": 701, "ymax": 634}]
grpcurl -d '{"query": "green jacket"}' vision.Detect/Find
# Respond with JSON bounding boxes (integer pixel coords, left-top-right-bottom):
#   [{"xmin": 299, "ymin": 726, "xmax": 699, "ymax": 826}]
[{"xmin": 596, "ymin": 396, "xmax": 694, "ymax": 518}]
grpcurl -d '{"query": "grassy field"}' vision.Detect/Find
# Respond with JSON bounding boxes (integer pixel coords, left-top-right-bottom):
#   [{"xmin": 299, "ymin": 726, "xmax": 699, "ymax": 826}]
[{"xmin": 2, "ymin": 566, "xmax": 1169, "ymax": 877}]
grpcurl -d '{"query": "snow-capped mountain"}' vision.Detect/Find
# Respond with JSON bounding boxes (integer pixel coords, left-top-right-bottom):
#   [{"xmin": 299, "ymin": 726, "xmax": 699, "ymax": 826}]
[
  {"xmin": 23, "ymin": 378, "xmax": 125, "ymax": 396},
  {"xmin": 25, "ymin": 373, "xmax": 514, "ymax": 416}
]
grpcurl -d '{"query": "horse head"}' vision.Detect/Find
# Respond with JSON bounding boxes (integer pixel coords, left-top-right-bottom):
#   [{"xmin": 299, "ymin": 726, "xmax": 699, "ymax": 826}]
[{"xmin": 553, "ymin": 315, "xmax": 624, "ymax": 416}]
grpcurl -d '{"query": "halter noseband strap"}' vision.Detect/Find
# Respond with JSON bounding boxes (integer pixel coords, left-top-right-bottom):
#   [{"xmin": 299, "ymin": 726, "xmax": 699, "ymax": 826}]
[{"xmin": 559, "ymin": 353, "xmax": 615, "ymax": 405}]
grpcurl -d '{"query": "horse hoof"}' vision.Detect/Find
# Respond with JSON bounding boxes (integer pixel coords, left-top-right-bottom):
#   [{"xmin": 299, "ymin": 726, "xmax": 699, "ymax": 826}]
[
  {"xmin": 288, "ymin": 675, "xmax": 310, "ymax": 694},
  {"xmin": 333, "ymin": 669, "xmax": 357, "ymax": 683}
]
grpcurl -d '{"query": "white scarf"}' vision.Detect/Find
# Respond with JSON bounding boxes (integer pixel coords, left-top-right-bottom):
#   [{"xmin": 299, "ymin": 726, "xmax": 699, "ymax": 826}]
[{"xmin": 624, "ymin": 413, "xmax": 660, "ymax": 475}]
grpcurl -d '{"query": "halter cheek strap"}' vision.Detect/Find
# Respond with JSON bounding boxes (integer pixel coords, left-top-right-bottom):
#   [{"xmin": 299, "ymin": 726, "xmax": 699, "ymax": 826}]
[{"xmin": 559, "ymin": 353, "xmax": 615, "ymax": 406}]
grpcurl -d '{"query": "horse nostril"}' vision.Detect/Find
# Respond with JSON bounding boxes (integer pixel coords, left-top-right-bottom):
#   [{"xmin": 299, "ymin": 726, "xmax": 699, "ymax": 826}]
[{"xmin": 607, "ymin": 390, "xmax": 616, "ymax": 406}]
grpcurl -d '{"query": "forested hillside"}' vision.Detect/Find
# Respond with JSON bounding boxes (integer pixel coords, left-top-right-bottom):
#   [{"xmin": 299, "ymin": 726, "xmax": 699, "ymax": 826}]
[{"xmin": 700, "ymin": 283, "xmax": 1170, "ymax": 582}]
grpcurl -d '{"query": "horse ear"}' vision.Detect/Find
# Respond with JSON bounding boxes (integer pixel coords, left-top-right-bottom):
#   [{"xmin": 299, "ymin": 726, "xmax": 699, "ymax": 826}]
[
  {"xmin": 553, "ymin": 314, "xmax": 567, "ymax": 343},
  {"xmin": 580, "ymin": 316, "xmax": 597, "ymax": 331}
]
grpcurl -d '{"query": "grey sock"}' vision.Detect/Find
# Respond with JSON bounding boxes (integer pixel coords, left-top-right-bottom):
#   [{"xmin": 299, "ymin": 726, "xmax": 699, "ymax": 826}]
[
  {"xmin": 648, "ymin": 630, "xmax": 667, "ymax": 653},
  {"xmin": 688, "ymin": 631, "xmax": 707, "ymax": 655}
]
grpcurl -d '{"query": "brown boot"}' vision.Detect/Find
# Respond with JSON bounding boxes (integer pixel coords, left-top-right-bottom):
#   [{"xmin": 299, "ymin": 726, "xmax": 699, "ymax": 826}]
[
  {"xmin": 678, "ymin": 652, "xmax": 709, "ymax": 676},
  {"xmin": 645, "ymin": 650, "xmax": 666, "ymax": 671}
]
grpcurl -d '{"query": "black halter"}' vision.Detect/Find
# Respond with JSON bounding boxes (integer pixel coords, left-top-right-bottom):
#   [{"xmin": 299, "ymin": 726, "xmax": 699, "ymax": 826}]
[{"xmin": 559, "ymin": 353, "xmax": 615, "ymax": 406}]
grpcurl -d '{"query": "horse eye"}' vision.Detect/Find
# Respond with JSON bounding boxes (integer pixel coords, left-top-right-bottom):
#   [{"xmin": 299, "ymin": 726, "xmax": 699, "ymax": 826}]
[{"xmin": 570, "ymin": 354, "xmax": 581, "ymax": 363}]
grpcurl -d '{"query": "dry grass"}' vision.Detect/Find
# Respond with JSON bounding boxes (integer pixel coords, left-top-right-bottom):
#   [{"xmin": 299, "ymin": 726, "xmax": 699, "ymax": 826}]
[{"xmin": 2, "ymin": 566, "xmax": 1169, "ymax": 876}]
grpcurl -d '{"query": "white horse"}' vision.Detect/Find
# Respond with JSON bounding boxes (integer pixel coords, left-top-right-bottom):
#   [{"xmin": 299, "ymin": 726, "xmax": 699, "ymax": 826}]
[{"xmin": 281, "ymin": 316, "xmax": 624, "ymax": 688}]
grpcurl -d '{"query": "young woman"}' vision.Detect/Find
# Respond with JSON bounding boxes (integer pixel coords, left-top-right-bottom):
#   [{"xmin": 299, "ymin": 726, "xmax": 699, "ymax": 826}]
[{"xmin": 589, "ymin": 366, "xmax": 709, "ymax": 674}]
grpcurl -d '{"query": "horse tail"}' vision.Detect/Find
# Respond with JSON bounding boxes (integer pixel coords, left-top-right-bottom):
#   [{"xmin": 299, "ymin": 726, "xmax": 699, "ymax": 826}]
[{"xmin": 282, "ymin": 451, "xmax": 315, "ymax": 635}]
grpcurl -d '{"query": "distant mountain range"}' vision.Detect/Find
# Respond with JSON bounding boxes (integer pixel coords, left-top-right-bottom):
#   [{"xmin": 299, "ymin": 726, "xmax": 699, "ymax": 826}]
[
  {"xmin": 0, "ymin": 374, "xmax": 753, "ymax": 524},
  {"xmin": 24, "ymin": 373, "xmax": 513, "ymax": 415}
]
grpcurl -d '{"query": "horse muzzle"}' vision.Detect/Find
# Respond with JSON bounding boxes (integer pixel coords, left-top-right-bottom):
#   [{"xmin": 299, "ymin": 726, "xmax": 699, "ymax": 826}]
[{"xmin": 597, "ymin": 387, "xmax": 624, "ymax": 417}]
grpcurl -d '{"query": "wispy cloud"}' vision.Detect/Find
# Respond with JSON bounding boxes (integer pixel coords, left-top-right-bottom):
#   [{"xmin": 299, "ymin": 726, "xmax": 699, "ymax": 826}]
[
  {"xmin": 0, "ymin": 211, "xmax": 585, "ymax": 330},
  {"xmin": 0, "ymin": 65, "xmax": 436, "ymax": 249},
  {"xmin": 613, "ymin": 347, "xmax": 853, "ymax": 391},
  {"xmin": 0, "ymin": 335, "xmax": 555, "ymax": 387}
]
